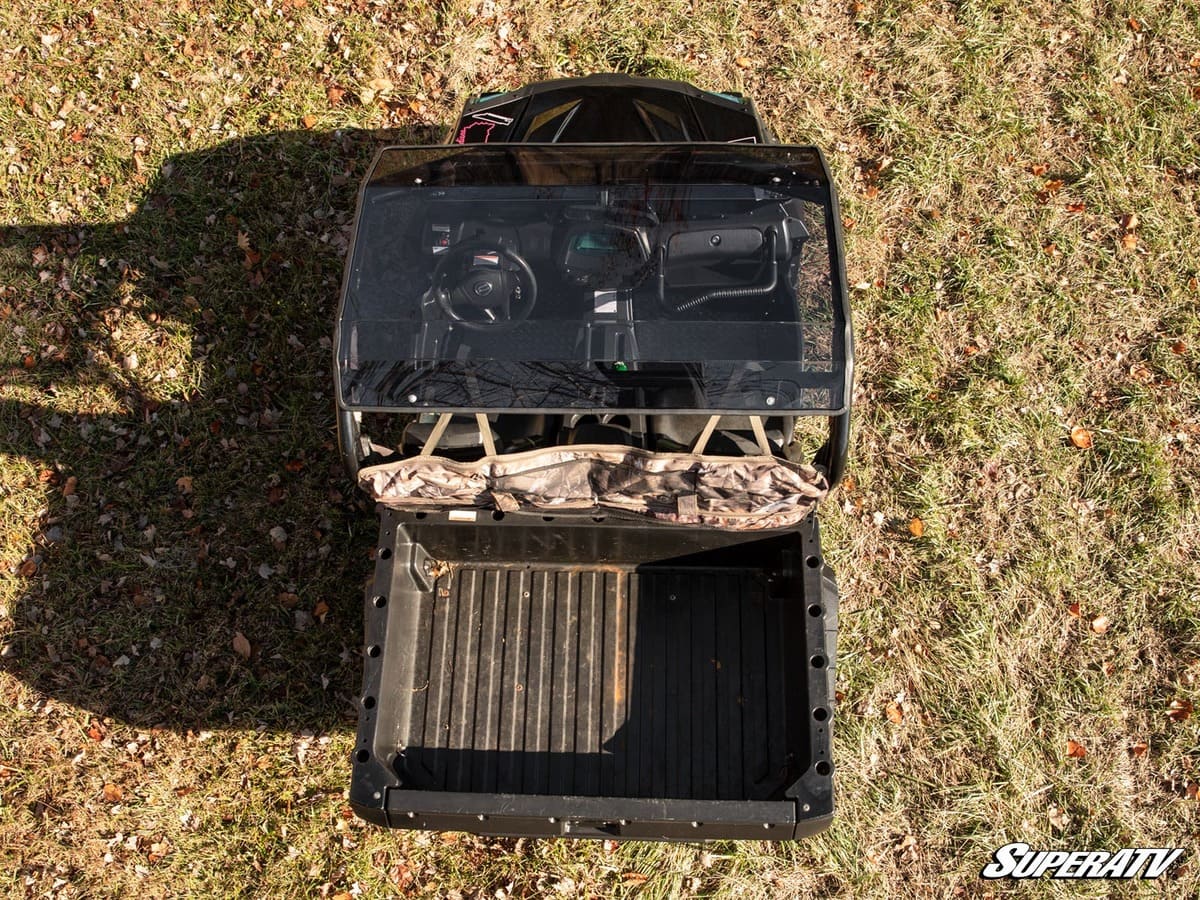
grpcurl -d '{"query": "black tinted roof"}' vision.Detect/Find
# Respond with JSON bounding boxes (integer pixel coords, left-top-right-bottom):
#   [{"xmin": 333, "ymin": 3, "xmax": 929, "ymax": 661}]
[{"xmin": 336, "ymin": 144, "xmax": 850, "ymax": 415}]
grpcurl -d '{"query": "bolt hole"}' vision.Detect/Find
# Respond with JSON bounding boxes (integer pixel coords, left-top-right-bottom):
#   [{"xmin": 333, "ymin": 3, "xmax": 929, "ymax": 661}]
[
  {"xmin": 813, "ymin": 707, "xmax": 829, "ymax": 722},
  {"xmin": 414, "ymin": 512, "xmax": 427, "ymax": 520},
  {"xmin": 378, "ymin": 548, "xmax": 392, "ymax": 560},
  {"xmin": 542, "ymin": 516, "xmax": 555, "ymax": 522},
  {"xmin": 367, "ymin": 645, "xmax": 381, "ymax": 658},
  {"xmin": 355, "ymin": 749, "xmax": 370, "ymax": 763},
  {"xmin": 363, "ymin": 696, "xmax": 376, "ymax": 709},
  {"xmin": 491, "ymin": 510, "xmax": 505, "ymax": 521},
  {"xmin": 816, "ymin": 761, "xmax": 832, "ymax": 776},
  {"xmin": 808, "ymin": 604, "xmax": 822, "ymax": 617},
  {"xmin": 811, "ymin": 655, "xmax": 826, "ymax": 669},
  {"xmin": 373, "ymin": 595, "xmax": 387, "ymax": 608},
  {"xmin": 806, "ymin": 555, "xmax": 821, "ymax": 569},
  {"xmin": 592, "ymin": 516, "xmax": 605, "ymax": 523}
]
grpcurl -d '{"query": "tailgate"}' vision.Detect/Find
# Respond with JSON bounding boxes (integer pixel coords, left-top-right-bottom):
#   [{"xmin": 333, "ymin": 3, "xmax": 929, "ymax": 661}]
[{"xmin": 350, "ymin": 510, "xmax": 837, "ymax": 840}]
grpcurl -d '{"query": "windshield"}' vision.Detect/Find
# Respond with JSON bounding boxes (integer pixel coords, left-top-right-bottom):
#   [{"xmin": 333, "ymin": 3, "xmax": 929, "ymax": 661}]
[{"xmin": 335, "ymin": 144, "xmax": 849, "ymax": 414}]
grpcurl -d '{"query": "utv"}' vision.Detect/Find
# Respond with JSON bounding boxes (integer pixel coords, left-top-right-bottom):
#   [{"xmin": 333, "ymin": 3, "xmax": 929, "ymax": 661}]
[{"xmin": 334, "ymin": 75, "xmax": 852, "ymax": 840}]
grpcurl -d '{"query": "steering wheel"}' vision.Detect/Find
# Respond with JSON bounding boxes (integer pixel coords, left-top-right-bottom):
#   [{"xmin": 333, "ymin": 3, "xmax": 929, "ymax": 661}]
[{"xmin": 429, "ymin": 241, "xmax": 538, "ymax": 331}]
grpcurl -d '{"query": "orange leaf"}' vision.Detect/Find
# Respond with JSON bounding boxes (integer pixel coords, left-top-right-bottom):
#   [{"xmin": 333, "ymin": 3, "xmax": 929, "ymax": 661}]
[
  {"xmin": 734, "ymin": 56, "xmax": 752, "ymax": 68},
  {"xmin": 1070, "ymin": 425, "xmax": 1094, "ymax": 449},
  {"xmin": 622, "ymin": 873, "xmax": 650, "ymax": 885},
  {"xmin": 1067, "ymin": 601, "xmax": 1081, "ymax": 618},
  {"xmin": 17, "ymin": 559, "xmax": 38, "ymax": 578},
  {"xmin": 1171, "ymin": 340, "xmax": 1187, "ymax": 355},
  {"xmin": 87, "ymin": 721, "xmax": 105, "ymax": 741},
  {"xmin": 301, "ymin": 114, "xmax": 317, "ymax": 129},
  {"xmin": 908, "ymin": 517, "xmax": 925, "ymax": 538},
  {"xmin": 1130, "ymin": 740, "xmax": 1148, "ymax": 757},
  {"xmin": 1127, "ymin": 16, "xmax": 1140, "ymax": 31},
  {"xmin": 1168, "ymin": 698, "xmax": 1193, "ymax": 722},
  {"xmin": 885, "ymin": 701, "xmax": 904, "ymax": 724},
  {"xmin": 1119, "ymin": 232, "xmax": 1138, "ymax": 250},
  {"xmin": 326, "ymin": 85, "xmax": 346, "ymax": 105},
  {"xmin": 1090, "ymin": 615, "xmax": 1111, "ymax": 634},
  {"xmin": 1118, "ymin": 212, "xmax": 1139, "ymax": 231},
  {"xmin": 313, "ymin": 599, "xmax": 330, "ymax": 623},
  {"xmin": 1066, "ymin": 201, "xmax": 1086, "ymax": 213},
  {"xmin": 62, "ymin": 475, "xmax": 78, "ymax": 497},
  {"xmin": 1030, "ymin": 163, "xmax": 1049, "ymax": 176},
  {"xmin": 1187, "ymin": 782, "xmax": 1199, "ymax": 800},
  {"xmin": 1042, "ymin": 179, "xmax": 1064, "ymax": 194},
  {"xmin": 1066, "ymin": 739, "xmax": 1087, "ymax": 759},
  {"xmin": 232, "ymin": 631, "xmax": 251, "ymax": 660},
  {"xmin": 285, "ymin": 459, "xmax": 304, "ymax": 473},
  {"xmin": 102, "ymin": 782, "xmax": 124, "ymax": 802}
]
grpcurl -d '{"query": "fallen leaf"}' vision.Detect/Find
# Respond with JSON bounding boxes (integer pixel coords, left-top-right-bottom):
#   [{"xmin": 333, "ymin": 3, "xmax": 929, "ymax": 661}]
[
  {"xmin": 285, "ymin": 459, "xmax": 304, "ymax": 473},
  {"xmin": 1066, "ymin": 739, "xmax": 1087, "ymax": 759},
  {"xmin": 622, "ymin": 873, "xmax": 650, "ymax": 885},
  {"xmin": 1030, "ymin": 163, "xmax": 1049, "ymax": 176},
  {"xmin": 301, "ymin": 113, "xmax": 317, "ymax": 129},
  {"xmin": 1043, "ymin": 242, "xmax": 1059, "ymax": 256},
  {"xmin": 1090, "ymin": 615, "xmax": 1111, "ymax": 634},
  {"xmin": 885, "ymin": 701, "xmax": 904, "ymax": 724},
  {"xmin": 734, "ymin": 56, "xmax": 752, "ymax": 68},
  {"xmin": 232, "ymin": 631, "xmax": 251, "ymax": 660},
  {"xmin": 1129, "ymin": 362, "xmax": 1154, "ymax": 384},
  {"xmin": 1119, "ymin": 232, "xmax": 1138, "ymax": 250},
  {"xmin": 326, "ymin": 85, "xmax": 346, "ymax": 105},
  {"xmin": 1171, "ymin": 340, "xmax": 1187, "ymax": 355},
  {"xmin": 277, "ymin": 592, "xmax": 300, "ymax": 609},
  {"xmin": 1042, "ymin": 179, "xmax": 1064, "ymax": 194},
  {"xmin": 102, "ymin": 782, "xmax": 124, "ymax": 802},
  {"xmin": 1067, "ymin": 601, "xmax": 1081, "ymax": 618},
  {"xmin": 908, "ymin": 517, "xmax": 925, "ymax": 538},
  {"xmin": 17, "ymin": 559, "xmax": 38, "ymax": 578},
  {"xmin": 1048, "ymin": 804, "xmax": 1070, "ymax": 830},
  {"xmin": 62, "ymin": 475, "xmax": 78, "ymax": 496},
  {"xmin": 313, "ymin": 600, "xmax": 330, "ymax": 623},
  {"xmin": 1065, "ymin": 201, "xmax": 1086, "ymax": 213},
  {"xmin": 1168, "ymin": 698, "xmax": 1193, "ymax": 723},
  {"xmin": 176, "ymin": 476, "xmax": 194, "ymax": 494},
  {"xmin": 1187, "ymin": 782, "xmax": 1199, "ymax": 801},
  {"xmin": 1130, "ymin": 740, "xmax": 1148, "ymax": 757},
  {"xmin": 1118, "ymin": 212, "xmax": 1139, "ymax": 231},
  {"xmin": 1127, "ymin": 16, "xmax": 1140, "ymax": 31},
  {"xmin": 1070, "ymin": 425, "xmax": 1094, "ymax": 449},
  {"xmin": 87, "ymin": 721, "xmax": 105, "ymax": 741}
]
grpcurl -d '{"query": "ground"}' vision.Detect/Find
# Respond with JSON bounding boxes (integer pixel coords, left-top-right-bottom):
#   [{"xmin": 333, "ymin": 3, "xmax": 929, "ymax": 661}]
[{"xmin": 1, "ymin": 0, "xmax": 1198, "ymax": 897}]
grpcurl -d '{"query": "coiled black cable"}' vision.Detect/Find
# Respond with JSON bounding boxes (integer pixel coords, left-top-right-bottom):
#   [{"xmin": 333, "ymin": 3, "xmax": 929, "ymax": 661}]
[{"xmin": 669, "ymin": 227, "xmax": 779, "ymax": 313}]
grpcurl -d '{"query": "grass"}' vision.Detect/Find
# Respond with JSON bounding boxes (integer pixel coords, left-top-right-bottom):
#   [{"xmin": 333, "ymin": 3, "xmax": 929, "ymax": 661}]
[{"xmin": 1, "ymin": 0, "xmax": 1198, "ymax": 896}]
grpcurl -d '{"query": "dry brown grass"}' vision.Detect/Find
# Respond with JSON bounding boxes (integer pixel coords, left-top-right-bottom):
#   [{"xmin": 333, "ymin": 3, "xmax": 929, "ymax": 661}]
[{"xmin": 1, "ymin": 0, "xmax": 1198, "ymax": 896}]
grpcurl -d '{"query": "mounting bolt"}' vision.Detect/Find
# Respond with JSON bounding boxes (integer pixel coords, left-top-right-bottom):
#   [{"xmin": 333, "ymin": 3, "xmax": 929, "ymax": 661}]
[
  {"xmin": 406, "ymin": 393, "xmax": 418, "ymax": 403},
  {"xmin": 691, "ymin": 821, "xmax": 700, "ymax": 828},
  {"xmin": 709, "ymin": 233, "xmax": 722, "ymax": 246},
  {"xmin": 765, "ymin": 395, "xmax": 776, "ymax": 406},
  {"xmin": 477, "ymin": 814, "xmax": 486, "ymax": 821}
]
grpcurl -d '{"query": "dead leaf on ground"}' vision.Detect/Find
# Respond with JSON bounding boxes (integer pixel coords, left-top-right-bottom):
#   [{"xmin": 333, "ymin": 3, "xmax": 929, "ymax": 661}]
[
  {"xmin": 1070, "ymin": 425, "xmax": 1094, "ymax": 449},
  {"xmin": 1118, "ymin": 212, "xmax": 1140, "ymax": 231},
  {"xmin": 102, "ymin": 782, "xmax": 124, "ymax": 802},
  {"xmin": 885, "ymin": 701, "xmax": 904, "ymax": 724},
  {"xmin": 176, "ymin": 476, "xmax": 194, "ymax": 494},
  {"xmin": 62, "ymin": 475, "xmax": 78, "ymax": 496},
  {"xmin": 1130, "ymin": 740, "xmax": 1148, "ymax": 757},
  {"xmin": 1090, "ymin": 615, "xmax": 1111, "ymax": 634},
  {"xmin": 1066, "ymin": 739, "xmax": 1087, "ymax": 759},
  {"xmin": 1171, "ymin": 340, "xmax": 1187, "ymax": 355},
  {"xmin": 232, "ymin": 631, "xmax": 251, "ymax": 659},
  {"xmin": 1030, "ymin": 163, "xmax": 1049, "ymax": 176},
  {"xmin": 326, "ymin": 85, "xmax": 346, "ymax": 105},
  {"xmin": 301, "ymin": 113, "xmax": 317, "ymax": 129},
  {"xmin": 908, "ymin": 517, "xmax": 925, "ymax": 538},
  {"xmin": 1167, "ymin": 698, "xmax": 1193, "ymax": 722},
  {"xmin": 313, "ymin": 600, "xmax": 330, "ymax": 623},
  {"xmin": 1067, "ymin": 601, "xmax": 1081, "ymax": 618},
  {"xmin": 734, "ymin": 56, "xmax": 752, "ymax": 68},
  {"xmin": 1119, "ymin": 232, "xmax": 1138, "ymax": 250},
  {"xmin": 622, "ymin": 872, "xmax": 650, "ymax": 885},
  {"xmin": 277, "ymin": 592, "xmax": 300, "ymax": 609}
]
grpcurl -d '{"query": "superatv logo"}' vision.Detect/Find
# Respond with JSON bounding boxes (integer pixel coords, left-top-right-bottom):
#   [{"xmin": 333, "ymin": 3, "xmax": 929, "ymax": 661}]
[{"xmin": 982, "ymin": 842, "xmax": 1184, "ymax": 880}]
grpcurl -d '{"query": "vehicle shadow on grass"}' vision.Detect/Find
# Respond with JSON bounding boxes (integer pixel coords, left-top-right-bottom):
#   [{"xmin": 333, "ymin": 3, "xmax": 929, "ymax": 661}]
[{"xmin": 0, "ymin": 126, "xmax": 443, "ymax": 733}]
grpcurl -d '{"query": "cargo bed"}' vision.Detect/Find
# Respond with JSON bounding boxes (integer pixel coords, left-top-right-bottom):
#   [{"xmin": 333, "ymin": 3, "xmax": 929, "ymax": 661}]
[{"xmin": 350, "ymin": 509, "xmax": 837, "ymax": 840}]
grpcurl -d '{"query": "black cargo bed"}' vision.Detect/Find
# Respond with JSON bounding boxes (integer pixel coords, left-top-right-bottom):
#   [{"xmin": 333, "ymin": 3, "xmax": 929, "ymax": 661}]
[{"xmin": 350, "ymin": 510, "xmax": 837, "ymax": 840}]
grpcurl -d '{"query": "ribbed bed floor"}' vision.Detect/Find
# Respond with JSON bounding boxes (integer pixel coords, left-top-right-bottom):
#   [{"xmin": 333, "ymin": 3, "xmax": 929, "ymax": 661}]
[{"xmin": 391, "ymin": 565, "xmax": 795, "ymax": 801}]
